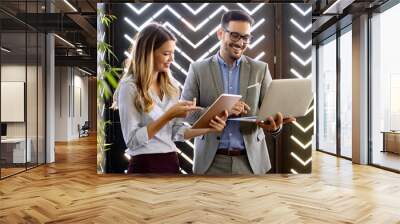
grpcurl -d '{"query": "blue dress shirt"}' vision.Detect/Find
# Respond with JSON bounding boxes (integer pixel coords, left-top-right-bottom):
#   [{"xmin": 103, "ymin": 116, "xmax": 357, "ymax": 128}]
[{"xmin": 216, "ymin": 53, "xmax": 246, "ymax": 151}]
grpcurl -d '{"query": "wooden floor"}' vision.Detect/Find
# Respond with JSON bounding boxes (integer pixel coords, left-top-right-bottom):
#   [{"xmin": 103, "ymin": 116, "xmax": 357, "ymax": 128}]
[{"xmin": 1, "ymin": 135, "xmax": 400, "ymax": 223}]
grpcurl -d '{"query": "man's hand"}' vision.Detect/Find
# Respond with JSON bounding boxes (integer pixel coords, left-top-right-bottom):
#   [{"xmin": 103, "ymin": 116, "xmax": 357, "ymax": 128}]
[
  {"xmin": 256, "ymin": 112, "xmax": 296, "ymax": 132},
  {"xmin": 230, "ymin": 101, "xmax": 250, "ymax": 116}
]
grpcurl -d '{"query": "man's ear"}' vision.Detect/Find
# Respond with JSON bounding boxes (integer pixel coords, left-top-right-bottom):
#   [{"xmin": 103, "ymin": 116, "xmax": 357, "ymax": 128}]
[{"xmin": 216, "ymin": 27, "xmax": 224, "ymax": 41}]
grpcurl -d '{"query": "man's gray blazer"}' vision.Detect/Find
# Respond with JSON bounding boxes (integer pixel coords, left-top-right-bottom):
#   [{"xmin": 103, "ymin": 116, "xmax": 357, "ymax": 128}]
[{"xmin": 181, "ymin": 54, "xmax": 274, "ymax": 175}]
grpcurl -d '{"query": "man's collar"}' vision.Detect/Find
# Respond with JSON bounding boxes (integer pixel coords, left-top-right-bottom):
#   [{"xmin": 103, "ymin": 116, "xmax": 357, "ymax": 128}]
[{"xmin": 216, "ymin": 52, "xmax": 242, "ymax": 67}]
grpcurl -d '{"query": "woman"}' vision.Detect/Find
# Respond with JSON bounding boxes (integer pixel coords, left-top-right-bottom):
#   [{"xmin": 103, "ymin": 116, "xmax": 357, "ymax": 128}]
[{"xmin": 113, "ymin": 23, "xmax": 227, "ymax": 174}]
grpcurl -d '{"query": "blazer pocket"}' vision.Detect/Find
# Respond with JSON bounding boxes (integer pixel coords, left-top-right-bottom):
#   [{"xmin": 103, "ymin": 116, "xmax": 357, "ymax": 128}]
[{"xmin": 257, "ymin": 129, "xmax": 265, "ymax": 142}]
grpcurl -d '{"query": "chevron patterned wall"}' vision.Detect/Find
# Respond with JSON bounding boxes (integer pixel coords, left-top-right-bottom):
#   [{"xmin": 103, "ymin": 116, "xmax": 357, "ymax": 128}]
[
  {"xmin": 101, "ymin": 3, "xmax": 312, "ymax": 174},
  {"xmin": 280, "ymin": 3, "xmax": 313, "ymax": 174}
]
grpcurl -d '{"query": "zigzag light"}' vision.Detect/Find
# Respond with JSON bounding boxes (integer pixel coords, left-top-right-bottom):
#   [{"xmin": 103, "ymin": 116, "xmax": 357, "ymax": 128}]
[
  {"xmin": 293, "ymin": 121, "xmax": 314, "ymax": 133},
  {"xmin": 287, "ymin": 4, "xmax": 313, "ymax": 173},
  {"xmin": 291, "ymin": 152, "xmax": 312, "ymax": 166},
  {"xmin": 237, "ymin": 3, "xmax": 264, "ymax": 15},
  {"xmin": 290, "ymin": 68, "xmax": 311, "ymax": 79},
  {"xmin": 306, "ymin": 105, "xmax": 314, "ymax": 115},
  {"xmin": 290, "ymin": 18, "xmax": 311, "ymax": 33},
  {"xmin": 290, "ymin": 52, "xmax": 311, "ymax": 66},
  {"xmin": 181, "ymin": 3, "xmax": 209, "ymax": 15},
  {"xmin": 290, "ymin": 35, "xmax": 311, "ymax": 49},
  {"xmin": 291, "ymin": 135, "xmax": 312, "ymax": 149},
  {"xmin": 290, "ymin": 3, "xmax": 312, "ymax": 16},
  {"xmin": 124, "ymin": 18, "xmax": 265, "ymax": 50},
  {"xmin": 126, "ymin": 3, "xmax": 152, "ymax": 14}
]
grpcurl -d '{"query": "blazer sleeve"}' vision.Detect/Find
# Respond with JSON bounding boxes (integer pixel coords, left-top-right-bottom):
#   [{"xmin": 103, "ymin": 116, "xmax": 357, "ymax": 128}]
[{"xmin": 181, "ymin": 63, "xmax": 207, "ymax": 124}]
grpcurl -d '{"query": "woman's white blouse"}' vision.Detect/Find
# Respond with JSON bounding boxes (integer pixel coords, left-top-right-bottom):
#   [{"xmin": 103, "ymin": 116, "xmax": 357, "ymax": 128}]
[{"xmin": 118, "ymin": 77, "xmax": 189, "ymax": 156}]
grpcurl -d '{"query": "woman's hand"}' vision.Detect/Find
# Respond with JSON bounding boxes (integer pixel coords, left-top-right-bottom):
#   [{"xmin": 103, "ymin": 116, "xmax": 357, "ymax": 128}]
[
  {"xmin": 166, "ymin": 100, "xmax": 201, "ymax": 119},
  {"xmin": 207, "ymin": 110, "xmax": 228, "ymax": 133}
]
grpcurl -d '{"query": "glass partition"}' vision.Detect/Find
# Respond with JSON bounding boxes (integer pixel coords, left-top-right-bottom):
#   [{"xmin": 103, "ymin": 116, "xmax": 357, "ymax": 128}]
[
  {"xmin": 317, "ymin": 36, "xmax": 337, "ymax": 155},
  {"xmin": 339, "ymin": 28, "xmax": 352, "ymax": 158}
]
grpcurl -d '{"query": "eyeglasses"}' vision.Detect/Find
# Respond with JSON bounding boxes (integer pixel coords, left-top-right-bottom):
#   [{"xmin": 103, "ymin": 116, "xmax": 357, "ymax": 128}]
[{"xmin": 223, "ymin": 28, "xmax": 253, "ymax": 44}]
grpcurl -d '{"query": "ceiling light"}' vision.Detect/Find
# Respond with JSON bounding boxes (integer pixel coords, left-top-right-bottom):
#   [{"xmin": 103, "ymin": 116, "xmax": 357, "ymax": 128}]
[
  {"xmin": 1, "ymin": 47, "xmax": 11, "ymax": 53},
  {"xmin": 54, "ymin": 34, "xmax": 75, "ymax": 48},
  {"xmin": 78, "ymin": 68, "xmax": 93, "ymax": 76},
  {"xmin": 63, "ymin": 0, "xmax": 78, "ymax": 12}
]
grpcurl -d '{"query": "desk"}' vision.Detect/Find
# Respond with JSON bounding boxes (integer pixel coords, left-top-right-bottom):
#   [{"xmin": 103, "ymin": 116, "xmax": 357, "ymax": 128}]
[
  {"xmin": 382, "ymin": 131, "xmax": 400, "ymax": 154},
  {"xmin": 1, "ymin": 138, "xmax": 31, "ymax": 163}
]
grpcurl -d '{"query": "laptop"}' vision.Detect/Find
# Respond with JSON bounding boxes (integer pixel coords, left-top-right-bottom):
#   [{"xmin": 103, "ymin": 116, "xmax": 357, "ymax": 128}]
[{"xmin": 228, "ymin": 78, "xmax": 313, "ymax": 122}]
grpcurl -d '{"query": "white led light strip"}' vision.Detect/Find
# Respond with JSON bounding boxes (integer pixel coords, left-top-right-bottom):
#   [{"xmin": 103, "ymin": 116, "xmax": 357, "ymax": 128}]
[
  {"xmin": 292, "ymin": 121, "xmax": 314, "ymax": 133},
  {"xmin": 289, "ymin": 4, "xmax": 313, "ymax": 173},
  {"xmin": 124, "ymin": 18, "xmax": 265, "ymax": 51},
  {"xmin": 291, "ymin": 152, "xmax": 312, "ymax": 166},
  {"xmin": 305, "ymin": 106, "xmax": 314, "ymax": 115},
  {"xmin": 290, "ymin": 135, "xmax": 312, "ymax": 149},
  {"xmin": 63, "ymin": 0, "xmax": 77, "ymax": 12},
  {"xmin": 126, "ymin": 5, "xmax": 227, "ymax": 32},
  {"xmin": 78, "ymin": 68, "xmax": 92, "ymax": 76},
  {"xmin": 124, "ymin": 51, "xmax": 132, "ymax": 59},
  {"xmin": 290, "ymin": 35, "xmax": 311, "ymax": 49},
  {"xmin": 172, "ymin": 61, "xmax": 188, "ymax": 76},
  {"xmin": 255, "ymin": 52, "xmax": 265, "ymax": 61},
  {"xmin": 123, "ymin": 27, "xmax": 266, "ymax": 63},
  {"xmin": 54, "ymin": 34, "xmax": 75, "ymax": 48},
  {"xmin": 290, "ymin": 19, "xmax": 312, "ymax": 33},
  {"xmin": 180, "ymin": 168, "xmax": 188, "ymax": 174},
  {"xmin": 290, "ymin": 52, "xmax": 311, "ymax": 66},
  {"xmin": 175, "ymin": 46, "xmax": 194, "ymax": 63},
  {"xmin": 124, "ymin": 34, "xmax": 135, "ymax": 44},
  {"xmin": 237, "ymin": 3, "xmax": 264, "ymax": 15},
  {"xmin": 126, "ymin": 3, "xmax": 152, "ymax": 14},
  {"xmin": 125, "ymin": 4, "xmax": 264, "ymax": 34},
  {"xmin": 249, "ymin": 35, "xmax": 266, "ymax": 49},
  {"xmin": 290, "ymin": 3, "xmax": 312, "ymax": 16},
  {"xmin": 176, "ymin": 148, "xmax": 194, "ymax": 165},
  {"xmin": 290, "ymin": 68, "xmax": 311, "ymax": 79},
  {"xmin": 181, "ymin": 3, "xmax": 209, "ymax": 15}
]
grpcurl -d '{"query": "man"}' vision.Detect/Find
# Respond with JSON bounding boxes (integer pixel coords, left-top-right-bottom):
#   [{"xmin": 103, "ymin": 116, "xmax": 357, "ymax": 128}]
[{"xmin": 181, "ymin": 10, "xmax": 295, "ymax": 175}]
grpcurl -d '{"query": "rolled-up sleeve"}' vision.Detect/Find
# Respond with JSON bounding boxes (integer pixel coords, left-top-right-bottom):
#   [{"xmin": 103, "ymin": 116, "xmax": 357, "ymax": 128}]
[
  {"xmin": 118, "ymin": 82, "xmax": 149, "ymax": 150},
  {"xmin": 171, "ymin": 118, "xmax": 190, "ymax": 142}
]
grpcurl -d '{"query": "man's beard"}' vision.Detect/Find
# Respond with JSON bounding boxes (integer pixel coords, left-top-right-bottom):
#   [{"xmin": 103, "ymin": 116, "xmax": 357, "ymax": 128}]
[{"xmin": 226, "ymin": 42, "xmax": 243, "ymax": 60}]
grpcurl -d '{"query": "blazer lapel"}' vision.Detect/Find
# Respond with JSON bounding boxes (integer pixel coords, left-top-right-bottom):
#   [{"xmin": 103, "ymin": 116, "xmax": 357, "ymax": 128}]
[
  {"xmin": 210, "ymin": 55, "xmax": 224, "ymax": 96},
  {"xmin": 239, "ymin": 56, "xmax": 251, "ymax": 101}
]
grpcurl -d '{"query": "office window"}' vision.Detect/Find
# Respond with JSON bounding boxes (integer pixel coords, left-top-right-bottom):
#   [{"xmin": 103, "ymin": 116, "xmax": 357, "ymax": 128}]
[
  {"xmin": 371, "ymin": 3, "xmax": 400, "ymax": 171},
  {"xmin": 317, "ymin": 36, "xmax": 337, "ymax": 154},
  {"xmin": 340, "ymin": 29, "xmax": 352, "ymax": 158}
]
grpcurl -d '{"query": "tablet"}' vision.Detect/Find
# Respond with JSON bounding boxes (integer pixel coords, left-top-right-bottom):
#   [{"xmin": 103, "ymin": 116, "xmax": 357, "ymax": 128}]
[
  {"xmin": 192, "ymin": 94, "xmax": 242, "ymax": 129},
  {"xmin": 228, "ymin": 79, "xmax": 313, "ymax": 122}
]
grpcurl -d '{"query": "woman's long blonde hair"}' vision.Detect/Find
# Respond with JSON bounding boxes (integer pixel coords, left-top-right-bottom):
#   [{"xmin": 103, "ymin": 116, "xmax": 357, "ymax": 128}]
[{"xmin": 112, "ymin": 23, "xmax": 178, "ymax": 113}]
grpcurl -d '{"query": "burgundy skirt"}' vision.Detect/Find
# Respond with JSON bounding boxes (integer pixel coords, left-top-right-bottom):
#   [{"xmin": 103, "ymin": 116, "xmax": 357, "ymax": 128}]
[{"xmin": 127, "ymin": 151, "xmax": 180, "ymax": 174}]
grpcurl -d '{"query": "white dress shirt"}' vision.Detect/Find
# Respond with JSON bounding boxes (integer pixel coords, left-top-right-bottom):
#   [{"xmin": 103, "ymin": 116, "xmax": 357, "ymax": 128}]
[{"xmin": 118, "ymin": 76, "xmax": 189, "ymax": 156}]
